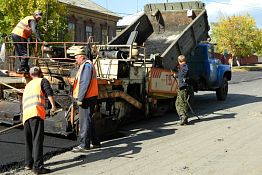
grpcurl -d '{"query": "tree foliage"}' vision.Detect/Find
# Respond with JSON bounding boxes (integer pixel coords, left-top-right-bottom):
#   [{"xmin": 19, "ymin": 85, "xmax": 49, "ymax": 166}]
[
  {"xmin": 0, "ymin": 0, "xmax": 69, "ymax": 42},
  {"xmin": 253, "ymin": 29, "xmax": 262, "ymax": 56},
  {"xmin": 211, "ymin": 14, "xmax": 262, "ymax": 58}
]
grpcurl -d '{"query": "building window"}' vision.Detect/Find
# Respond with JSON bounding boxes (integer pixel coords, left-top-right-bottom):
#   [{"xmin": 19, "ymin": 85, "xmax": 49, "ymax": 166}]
[
  {"xmin": 101, "ymin": 27, "xmax": 108, "ymax": 44},
  {"xmin": 107, "ymin": 26, "xmax": 112, "ymax": 41},
  {"xmin": 85, "ymin": 25, "xmax": 93, "ymax": 41},
  {"xmin": 68, "ymin": 22, "xmax": 75, "ymax": 41}
]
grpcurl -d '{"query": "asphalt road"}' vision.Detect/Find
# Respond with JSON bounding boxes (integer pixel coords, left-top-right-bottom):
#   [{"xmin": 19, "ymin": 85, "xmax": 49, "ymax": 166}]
[
  {"xmin": 17, "ymin": 69, "xmax": 262, "ymax": 175},
  {"xmin": 0, "ymin": 126, "xmax": 77, "ymax": 172},
  {"xmin": 0, "ymin": 70, "xmax": 261, "ymax": 172}
]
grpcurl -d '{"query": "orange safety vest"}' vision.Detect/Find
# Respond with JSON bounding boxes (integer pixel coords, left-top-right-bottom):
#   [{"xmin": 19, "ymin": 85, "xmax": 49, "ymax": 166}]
[
  {"xmin": 22, "ymin": 78, "xmax": 46, "ymax": 124},
  {"xmin": 73, "ymin": 60, "xmax": 98, "ymax": 99},
  {"xmin": 12, "ymin": 16, "xmax": 35, "ymax": 39}
]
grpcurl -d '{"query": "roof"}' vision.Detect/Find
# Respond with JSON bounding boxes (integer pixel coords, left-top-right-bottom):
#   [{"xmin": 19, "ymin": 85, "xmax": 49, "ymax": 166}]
[
  {"xmin": 117, "ymin": 11, "xmax": 144, "ymax": 26},
  {"xmin": 58, "ymin": 0, "xmax": 121, "ymax": 18}
]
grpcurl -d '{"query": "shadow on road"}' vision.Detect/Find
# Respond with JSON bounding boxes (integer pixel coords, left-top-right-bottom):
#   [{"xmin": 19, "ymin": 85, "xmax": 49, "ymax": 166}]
[
  {"xmin": 44, "ymin": 115, "xmax": 177, "ymax": 173},
  {"xmin": 187, "ymin": 93, "xmax": 262, "ymax": 125}
]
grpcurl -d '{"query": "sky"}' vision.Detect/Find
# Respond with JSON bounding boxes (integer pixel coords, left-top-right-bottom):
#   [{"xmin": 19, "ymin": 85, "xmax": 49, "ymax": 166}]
[{"xmin": 92, "ymin": 0, "xmax": 262, "ymax": 28}]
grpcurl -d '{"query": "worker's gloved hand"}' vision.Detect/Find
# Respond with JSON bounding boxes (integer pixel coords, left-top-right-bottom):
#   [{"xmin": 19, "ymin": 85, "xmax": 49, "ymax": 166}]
[
  {"xmin": 77, "ymin": 100, "xmax": 83, "ymax": 106},
  {"xmin": 173, "ymin": 73, "xmax": 177, "ymax": 78},
  {"xmin": 50, "ymin": 107, "xmax": 56, "ymax": 116},
  {"xmin": 42, "ymin": 41, "xmax": 48, "ymax": 46}
]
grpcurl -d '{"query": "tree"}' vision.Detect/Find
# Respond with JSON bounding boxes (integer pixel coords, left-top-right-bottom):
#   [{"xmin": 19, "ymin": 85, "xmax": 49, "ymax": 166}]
[
  {"xmin": 210, "ymin": 14, "xmax": 262, "ymax": 58},
  {"xmin": 0, "ymin": 0, "xmax": 69, "ymax": 42},
  {"xmin": 253, "ymin": 29, "xmax": 262, "ymax": 56}
]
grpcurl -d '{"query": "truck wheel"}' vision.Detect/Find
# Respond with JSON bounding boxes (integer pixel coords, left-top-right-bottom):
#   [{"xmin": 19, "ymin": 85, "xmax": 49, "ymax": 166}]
[{"xmin": 216, "ymin": 77, "xmax": 228, "ymax": 101}]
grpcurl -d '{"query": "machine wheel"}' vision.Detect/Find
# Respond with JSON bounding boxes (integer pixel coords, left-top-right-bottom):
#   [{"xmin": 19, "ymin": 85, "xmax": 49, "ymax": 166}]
[{"xmin": 216, "ymin": 77, "xmax": 228, "ymax": 101}]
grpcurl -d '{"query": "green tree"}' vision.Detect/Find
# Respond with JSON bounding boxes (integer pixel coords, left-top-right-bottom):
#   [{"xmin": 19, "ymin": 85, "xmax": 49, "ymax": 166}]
[
  {"xmin": 253, "ymin": 29, "xmax": 262, "ymax": 56},
  {"xmin": 211, "ymin": 14, "xmax": 262, "ymax": 58},
  {"xmin": 0, "ymin": 0, "xmax": 69, "ymax": 42}
]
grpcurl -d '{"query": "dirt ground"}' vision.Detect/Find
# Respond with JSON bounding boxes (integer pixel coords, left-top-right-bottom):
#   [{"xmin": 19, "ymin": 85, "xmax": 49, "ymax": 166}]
[{"xmin": 10, "ymin": 75, "xmax": 262, "ymax": 175}]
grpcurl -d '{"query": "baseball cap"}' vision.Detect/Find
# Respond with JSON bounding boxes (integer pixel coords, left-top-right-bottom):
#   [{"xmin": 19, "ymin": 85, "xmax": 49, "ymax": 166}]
[
  {"xmin": 29, "ymin": 66, "xmax": 42, "ymax": 75},
  {"xmin": 74, "ymin": 49, "xmax": 86, "ymax": 56},
  {"xmin": 34, "ymin": 10, "xmax": 43, "ymax": 17}
]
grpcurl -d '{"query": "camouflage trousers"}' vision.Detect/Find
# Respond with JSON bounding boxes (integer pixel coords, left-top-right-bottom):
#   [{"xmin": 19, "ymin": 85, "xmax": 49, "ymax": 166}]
[{"xmin": 175, "ymin": 88, "xmax": 189, "ymax": 119}]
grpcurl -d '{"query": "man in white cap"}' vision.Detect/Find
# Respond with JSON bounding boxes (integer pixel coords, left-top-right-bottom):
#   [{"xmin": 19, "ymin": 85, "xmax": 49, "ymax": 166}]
[
  {"xmin": 11, "ymin": 10, "xmax": 43, "ymax": 73},
  {"xmin": 23, "ymin": 66, "xmax": 56, "ymax": 174},
  {"xmin": 72, "ymin": 49, "xmax": 101, "ymax": 152}
]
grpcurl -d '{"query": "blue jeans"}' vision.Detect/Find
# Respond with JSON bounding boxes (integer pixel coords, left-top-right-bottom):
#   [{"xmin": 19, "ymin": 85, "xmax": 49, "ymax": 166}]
[
  {"xmin": 11, "ymin": 33, "xmax": 29, "ymax": 69},
  {"xmin": 78, "ymin": 99, "xmax": 100, "ymax": 148}
]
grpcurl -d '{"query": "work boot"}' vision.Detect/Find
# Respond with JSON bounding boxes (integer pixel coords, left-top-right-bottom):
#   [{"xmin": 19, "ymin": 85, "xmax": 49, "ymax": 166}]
[
  {"xmin": 25, "ymin": 165, "xmax": 33, "ymax": 170},
  {"xmin": 24, "ymin": 65, "xmax": 30, "ymax": 73},
  {"xmin": 32, "ymin": 167, "xmax": 51, "ymax": 174},
  {"xmin": 72, "ymin": 145, "xmax": 89, "ymax": 152},
  {"xmin": 179, "ymin": 116, "xmax": 188, "ymax": 126},
  {"xmin": 16, "ymin": 67, "xmax": 26, "ymax": 74}
]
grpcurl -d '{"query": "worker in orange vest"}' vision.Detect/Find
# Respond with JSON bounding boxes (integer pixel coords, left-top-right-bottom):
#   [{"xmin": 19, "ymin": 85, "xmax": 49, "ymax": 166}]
[
  {"xmin": 23, "ymin": 66, "xmax": 56, "ymax": 174},
  {"xmin": 72, "ymin": 49, "xmax": 101, "ymax": 152},
  {"xmin": 11, "ymin": 10, "xmax": 42, "ymax": 73}
]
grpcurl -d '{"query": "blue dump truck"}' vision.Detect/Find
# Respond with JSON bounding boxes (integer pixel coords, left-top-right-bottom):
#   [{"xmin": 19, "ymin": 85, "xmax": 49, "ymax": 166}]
[
  {"xmin": 0, "ymin": 1, "xmax": 231, "ymax": 136},
  {"xmin": 187, "ymin": 43, "xmax": 231, "ymax": 101}
]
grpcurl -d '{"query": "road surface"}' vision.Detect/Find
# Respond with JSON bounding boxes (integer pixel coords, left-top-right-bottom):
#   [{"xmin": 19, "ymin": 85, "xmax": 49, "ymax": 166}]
[{"xmin": 1, "ymin": 70, "xmax": 262, "ymax": 174}]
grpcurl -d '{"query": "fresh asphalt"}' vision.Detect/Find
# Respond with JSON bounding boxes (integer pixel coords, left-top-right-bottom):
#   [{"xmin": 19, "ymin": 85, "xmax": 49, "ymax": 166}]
[
  {"xmin": 0, "ymin": 126, "xmax": 77, "ymax": 172},
  {"xmin": 0, "ymin": 70, "xmax": 261, "ymax": 172}
]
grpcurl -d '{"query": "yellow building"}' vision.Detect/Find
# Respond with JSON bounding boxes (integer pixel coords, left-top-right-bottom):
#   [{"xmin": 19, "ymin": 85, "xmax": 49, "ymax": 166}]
[{"xmin": 59, "ymin": 0, "xmax": 121, "ymax": 44}]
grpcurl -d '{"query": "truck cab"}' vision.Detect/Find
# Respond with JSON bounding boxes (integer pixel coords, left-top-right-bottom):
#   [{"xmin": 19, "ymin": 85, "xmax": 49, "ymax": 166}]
[{"xmin": 187, "ymin": 43, "xmax": 232, "ymax": 100}]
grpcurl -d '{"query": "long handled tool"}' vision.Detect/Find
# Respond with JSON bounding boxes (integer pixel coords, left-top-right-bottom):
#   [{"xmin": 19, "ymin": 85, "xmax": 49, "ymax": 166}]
[
  {"xmin": 0, "ymin": 82, "xmax": 23, "ymax": 93},
  {"xmin": 0, "ymin": 108, "xmax": 63, "ymax": 134},
  {"xmin": 0, "ymin": 123, "xmax": 23, "ymax": 134},
  {"xmin": 186, "ymin": 95, "xmax": 201, "ymax": 120},
  {"xmin": 173, "ymin": 76, "xmax": 201, "ymax": 120}
]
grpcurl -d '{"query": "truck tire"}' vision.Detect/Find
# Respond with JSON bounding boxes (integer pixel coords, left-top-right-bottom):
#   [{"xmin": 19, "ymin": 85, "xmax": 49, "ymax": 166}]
[{"xmin": 216, "ymin": 77, "xmax": 228, "ymax": 101}]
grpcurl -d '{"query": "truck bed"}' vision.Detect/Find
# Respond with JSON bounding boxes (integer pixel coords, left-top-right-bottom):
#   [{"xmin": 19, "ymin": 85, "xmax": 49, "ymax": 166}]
[
  {"xmin": 145, "ymin": 31, "xmax": 180, "ymax": 58},
  {"xmin": 110, "ymin": 1, "xmax": 209, "ymax": 70}
]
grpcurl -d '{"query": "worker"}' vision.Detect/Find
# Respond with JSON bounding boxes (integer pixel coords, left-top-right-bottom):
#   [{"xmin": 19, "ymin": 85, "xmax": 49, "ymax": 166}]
[
  {"xmin": 11, "ymin": 10, "xmax": 43, "ymax": 73},
  {"xmin": 173, "ymin": 55, "xmax": 190, "ymax": 125},
  {"xmin": 22, "ymin": 66, "xmax": 56, "ymax": 174},
  {"xmin": 72, "ymin": 49, "xmax": 101, "ymax": 152}
]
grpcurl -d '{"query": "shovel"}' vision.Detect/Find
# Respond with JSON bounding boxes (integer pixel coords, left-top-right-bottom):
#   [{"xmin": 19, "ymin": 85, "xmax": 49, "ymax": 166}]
[{"xmin": 0, "ymin": 108, "xmax": 63, "ymax": 134}]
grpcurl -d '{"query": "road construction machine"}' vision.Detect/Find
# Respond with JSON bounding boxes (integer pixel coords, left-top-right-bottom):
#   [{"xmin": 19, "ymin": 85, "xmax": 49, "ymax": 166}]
[{"xmin": 0, "ymin": 1, "xmax": 231, "ymax": 137}]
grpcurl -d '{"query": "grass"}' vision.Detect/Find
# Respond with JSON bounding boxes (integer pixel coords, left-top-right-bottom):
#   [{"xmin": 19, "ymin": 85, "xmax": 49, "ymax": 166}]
[{"xmin": 232, "ymin": 64, "xmax": 262, "ymax": 72}]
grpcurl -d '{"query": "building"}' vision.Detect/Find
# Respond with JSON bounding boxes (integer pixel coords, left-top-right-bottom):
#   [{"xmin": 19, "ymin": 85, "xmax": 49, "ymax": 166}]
[{"xmin": 59, "ymin": 0, "xmax": 121, "ymax": 44}]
